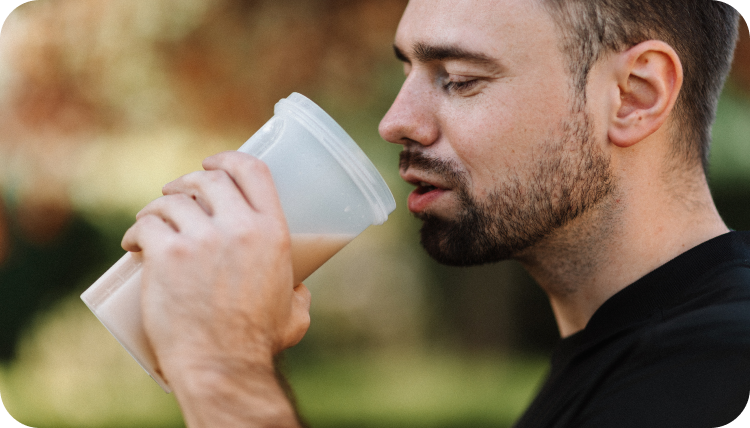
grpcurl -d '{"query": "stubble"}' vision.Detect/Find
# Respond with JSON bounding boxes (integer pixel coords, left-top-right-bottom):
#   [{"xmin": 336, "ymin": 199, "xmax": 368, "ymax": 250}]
[{"xmin": 404, "ymin": 110, "xmax": 615, "ymax": 266}]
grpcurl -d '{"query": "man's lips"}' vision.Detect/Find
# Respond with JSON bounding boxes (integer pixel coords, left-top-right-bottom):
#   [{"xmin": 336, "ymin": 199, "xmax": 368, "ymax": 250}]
[
  {"xmin": 408, "ymin": 186, "xmax": 448, "ymax": 213},
  {"xmin": 400, "ymin": 170, "xmax": 450, "ymax": 189},
  {"xmin": 398, "ymin": 151, "xmax": 462, "ymax": 213},
  {"xmin": 401, "ymin": 172, "xmax": 451, "ymax": 213}
]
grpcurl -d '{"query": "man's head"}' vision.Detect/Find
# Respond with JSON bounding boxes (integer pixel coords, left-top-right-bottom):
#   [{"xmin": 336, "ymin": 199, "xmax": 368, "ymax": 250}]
[
  {"xmin": 541, "ymin": 0, "xmax": 740, "ymax": 171},
  {"xmin": 379, "ymin": 0, "xmax": 739, "ymax": 266}
]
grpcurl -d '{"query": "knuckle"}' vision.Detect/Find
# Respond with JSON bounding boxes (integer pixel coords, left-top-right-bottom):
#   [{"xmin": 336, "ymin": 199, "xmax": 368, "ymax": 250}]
[
  {"xmin": 237, "ymin": 213, "xmax": 274, "ymax": 233},
  {"xmin": 164, "ymin": 237, "xmax": 192, "ymax": 259},
  {"xmin": 138, "ymin": 213, "xmax": 163, "ymax": 228},
  {"xmin": 300, "ymin": 286, "xmax": 312, "ymax": 305},
  {"xmin": 169, "ymin": 170, "xmax": 231, "ymax": 194},
  {"xmin": 195, "ymin": 225, "xmax": 221, "ymax": 247},
  {"xmin": 249, "ymin": 158, "xmax": 273, "ymax": 181},
  {"xmin": 287, "ymin": 314, "xmax": 311, "ymax": 348},
  {"xmin": 170, "ymin": 193, "xmax": 193, "ymax": 206},
  {"xmin": 204, "ymin": 169, "xmax": 229, "ymax": 185},
  {"xmin": 247, "ymin": 156, "xmax": 270, "ymax": 173},
  {"xmin": 161, "ymin": 225, "xmax": 219, "ymax": 259},
  {"xmin": 263, "ymin": 220, "xmax": 291, "ymax": 249},
  {"xmin": 233, "ymin": 224, "xmax": 262, "ymax": 248},
  {"xmin": 137, "ymin": 199, "xmax": 162, "ymax": 220},
  {"xmin": 268, "ymin": 218, "xmax": 289, "ymax": 238},
  {"xmin": 299, "ymin": 310, "xmax": 311, "ymax": 330},
  {"xmin": 234, "ymin": 155, "xmax": 269, "ymax": 180},
  {"xmin": 169, "ymin": 171, "xmax": 201, "ymax": 188}
]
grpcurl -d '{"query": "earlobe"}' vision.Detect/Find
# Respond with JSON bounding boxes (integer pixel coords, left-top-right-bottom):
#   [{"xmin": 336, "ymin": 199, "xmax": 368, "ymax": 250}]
[{"xmin": 608, "ymin": 41, "xmax": 683, "ymax": 148}]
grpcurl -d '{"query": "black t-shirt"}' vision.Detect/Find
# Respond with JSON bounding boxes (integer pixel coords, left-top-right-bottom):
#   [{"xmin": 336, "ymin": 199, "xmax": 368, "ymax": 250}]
[{"xmin": 514, "ymin": 231, "xmax": 750, "ymax": 428}]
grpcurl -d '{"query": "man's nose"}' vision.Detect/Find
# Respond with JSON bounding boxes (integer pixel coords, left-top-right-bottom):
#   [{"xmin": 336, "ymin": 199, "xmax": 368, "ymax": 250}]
[{"xmin": 378, "ymin": 77, "xmax": 439, "ymax": 147}]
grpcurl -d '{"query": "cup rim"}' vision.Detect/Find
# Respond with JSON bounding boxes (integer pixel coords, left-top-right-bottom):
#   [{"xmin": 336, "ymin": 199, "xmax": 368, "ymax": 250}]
[{"xmin": 275, "ymin": 93, "xmax": 396, "ymax": 225}]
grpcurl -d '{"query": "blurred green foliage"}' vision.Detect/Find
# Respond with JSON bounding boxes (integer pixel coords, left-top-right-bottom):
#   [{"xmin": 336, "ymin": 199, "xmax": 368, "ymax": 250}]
[
  {"xmin": 710, "ymin": 84, "xmax": 750, "ymax": 232},
  {"xmin": 0, "ymin": 214, "xmax": 104, "ymax": 361},
  {"xmin": 284, "ymin": 350, "xmax": 548, "ymax": 428}
]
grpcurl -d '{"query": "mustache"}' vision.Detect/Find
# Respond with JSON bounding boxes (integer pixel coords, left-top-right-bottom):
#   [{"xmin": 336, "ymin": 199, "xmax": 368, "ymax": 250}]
[{"xmin": 399, "ymin": 149, "xmax": 466, "ymax": 188}]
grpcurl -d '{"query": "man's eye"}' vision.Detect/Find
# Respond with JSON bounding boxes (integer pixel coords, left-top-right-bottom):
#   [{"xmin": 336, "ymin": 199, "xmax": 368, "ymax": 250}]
[{"xmin": 444, "ymin": 79, "xmax": 479, "ymax": 93}]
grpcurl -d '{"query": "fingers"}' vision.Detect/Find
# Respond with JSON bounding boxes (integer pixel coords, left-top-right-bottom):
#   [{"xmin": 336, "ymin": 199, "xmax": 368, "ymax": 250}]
[
  {"xmin": 127, "ymin": 152, "xmax": 289, "ymax": 259},
  {"xmin": 136, "ymin": 194, "xmax": 209, "ymax": 232},
  {"xmin": 279, "ymin": 283, "xmax": 312, "ymax": 351},
  {"xmin": 161, "ymin": 152, "xmax": 283, "ymax": 229},
  {"xmin": 121, "ymin": 213, "xmax": 176, "ymax": 253},
  {"xmin": 162, "ymin": 169, "xmax": 253, "ymax": 219},
  {"xmin": 122, "ymin": 193, "xmax": 210, "ymax": 252},
  {"xmin": 293, "ymin": 282, "xmax": 312, "ymax": 321},
  {"xmin": 202, "ymin": 152, "xmax": 285, "ymax": 217}
]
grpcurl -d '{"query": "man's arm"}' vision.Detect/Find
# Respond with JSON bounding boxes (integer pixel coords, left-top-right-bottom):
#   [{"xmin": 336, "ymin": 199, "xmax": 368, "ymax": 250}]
[
  {"xmin": 122, "ymin": 151, "xmax": 311, "ymax": 427},
  {"xmin": 166, "ymin": 358, "xmax": 305, "ymax": 427}
]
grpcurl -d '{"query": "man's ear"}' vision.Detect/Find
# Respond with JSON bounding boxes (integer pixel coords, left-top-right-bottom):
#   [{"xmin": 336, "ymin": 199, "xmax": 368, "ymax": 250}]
[{"xmin": 608, "ymin": 40, "xmax": 683, "ymax": 148}]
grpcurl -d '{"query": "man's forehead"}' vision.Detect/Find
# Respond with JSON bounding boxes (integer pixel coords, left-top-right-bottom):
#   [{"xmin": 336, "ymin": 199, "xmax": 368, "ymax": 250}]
[{"xmin": 395, "ymin": 0, "xmax": 552, "ymax": 60}]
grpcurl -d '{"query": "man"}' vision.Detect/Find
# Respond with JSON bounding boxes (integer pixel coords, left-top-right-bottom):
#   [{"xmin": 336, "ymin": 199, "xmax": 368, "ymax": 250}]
[{"xmin": 122, "ymin": 0, "xmax": 750, "ymax": 427}]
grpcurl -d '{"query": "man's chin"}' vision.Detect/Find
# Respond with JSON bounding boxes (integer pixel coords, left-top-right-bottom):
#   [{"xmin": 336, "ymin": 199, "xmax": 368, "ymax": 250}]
[{"xmin": 418, "ymin": 214, "xmax": 514, "ymax": 267}]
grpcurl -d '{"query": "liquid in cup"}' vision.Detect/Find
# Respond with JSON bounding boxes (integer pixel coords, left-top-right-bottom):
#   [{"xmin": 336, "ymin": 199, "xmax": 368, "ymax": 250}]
[
  {"xmin": 81, "ymin": 93, "xmax": 395, "ymax": 393},
  {"xmin": 289, "ymin": 233, "xmax": 355, "ymax": 284}
]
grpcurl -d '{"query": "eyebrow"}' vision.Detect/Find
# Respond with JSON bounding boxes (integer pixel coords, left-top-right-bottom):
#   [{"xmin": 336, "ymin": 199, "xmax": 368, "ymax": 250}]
[{"xmin": 394, "ymin": 42, "xmax": 498, "ymax": 67}]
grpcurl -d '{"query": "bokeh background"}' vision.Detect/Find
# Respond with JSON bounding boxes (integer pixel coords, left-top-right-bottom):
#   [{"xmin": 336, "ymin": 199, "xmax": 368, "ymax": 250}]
[{"xmin": 0, "ymin": 1, "xmax": 748, "ymax": 427}]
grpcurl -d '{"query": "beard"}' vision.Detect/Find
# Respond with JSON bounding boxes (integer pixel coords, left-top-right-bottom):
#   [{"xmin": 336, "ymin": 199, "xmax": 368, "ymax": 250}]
[{"xmin": 402, "ymin": 110, "xmax": 614, "ymax": 266}]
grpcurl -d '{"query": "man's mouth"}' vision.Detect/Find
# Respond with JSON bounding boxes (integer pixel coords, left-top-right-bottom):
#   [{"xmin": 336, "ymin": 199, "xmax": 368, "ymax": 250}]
[
  {"xmin": 415, "ymin": 181, "xmax": 439, "ymax": 194},
  {"xmin": 405, "ymin": 177, "xmax": 450, "ymax": 213},
  {"xmin": 399, "ymin": 150, "xmax": 464, "ymax": 214}
]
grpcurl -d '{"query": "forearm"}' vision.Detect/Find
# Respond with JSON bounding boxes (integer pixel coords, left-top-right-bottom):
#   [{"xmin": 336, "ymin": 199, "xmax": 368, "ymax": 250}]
[{"xmin": 170, "ymin": 359, "xmax": 303, "ymax": 428}]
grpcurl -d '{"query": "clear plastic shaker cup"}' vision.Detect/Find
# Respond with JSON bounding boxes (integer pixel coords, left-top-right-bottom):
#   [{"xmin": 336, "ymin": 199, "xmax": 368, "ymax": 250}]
[{"xmin": 80, "ymin": 93, "xmax": 396, "ymax": 392}]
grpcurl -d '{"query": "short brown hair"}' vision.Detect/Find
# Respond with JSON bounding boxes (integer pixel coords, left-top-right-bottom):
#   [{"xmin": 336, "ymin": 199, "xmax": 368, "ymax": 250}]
[{"xmin": 541, "ymin": 0, "xmax": 740, "ymax": 172}]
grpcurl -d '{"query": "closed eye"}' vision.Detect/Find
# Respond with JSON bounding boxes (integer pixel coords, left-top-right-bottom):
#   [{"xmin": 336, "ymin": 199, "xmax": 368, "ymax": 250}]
[{"xmin": 444, "ymin": 79, "xmax": 480, "ymax": 94}]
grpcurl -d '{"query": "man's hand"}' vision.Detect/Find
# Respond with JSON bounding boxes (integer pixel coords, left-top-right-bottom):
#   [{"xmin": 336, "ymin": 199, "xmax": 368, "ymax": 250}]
[{"xmin": 121, "ymin": 151, "xmax": 310, "ymax": 427}]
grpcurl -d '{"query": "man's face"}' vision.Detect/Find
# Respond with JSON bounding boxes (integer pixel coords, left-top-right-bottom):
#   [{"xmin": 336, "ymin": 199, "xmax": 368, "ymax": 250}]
[{"xmin": 379, "ymin": 0, "xmax": 614, "ymax": 266}]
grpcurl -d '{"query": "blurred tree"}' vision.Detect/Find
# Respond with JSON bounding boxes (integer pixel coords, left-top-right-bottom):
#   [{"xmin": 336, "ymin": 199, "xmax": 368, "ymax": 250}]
[
  {"xmin": 159, "ymin": 0, "xmax": 408, "ymax": 134},
  {"xmin": 0, "ymin": 0, "xmax": 407, "ymax": 137}
]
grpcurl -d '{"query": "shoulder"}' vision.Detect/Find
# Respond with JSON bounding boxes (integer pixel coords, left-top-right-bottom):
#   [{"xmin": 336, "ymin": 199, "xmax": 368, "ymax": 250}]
[
  {"xmin": 657, "ymin": 261, "xmax": 750, "ymax": 349},
  {"xmin": 639, "ymin": 262, "xmax": 750, "ymax": 378},
  {"xmin": 574, "ymin": 264, "xmax": 750, "ymax": 428}
]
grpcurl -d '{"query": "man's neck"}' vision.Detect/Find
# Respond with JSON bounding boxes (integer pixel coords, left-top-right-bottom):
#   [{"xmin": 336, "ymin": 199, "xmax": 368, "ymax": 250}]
[{"xmin": 515, "ymin": 172, "xmax": 729, "ymax": 338}]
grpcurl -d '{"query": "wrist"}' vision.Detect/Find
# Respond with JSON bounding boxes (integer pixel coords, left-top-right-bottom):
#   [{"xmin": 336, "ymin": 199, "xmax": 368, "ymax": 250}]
[
  {"xmin": 165, "ymin": 358, "xmax": 300, "ymax": 428},
  {"xmin": 163, "ymin": 351, "xmax": 275, "ymax": 394},
  {"xmin": 155, "ymin": 335, "xmax": 276, "ymax": 381}
]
